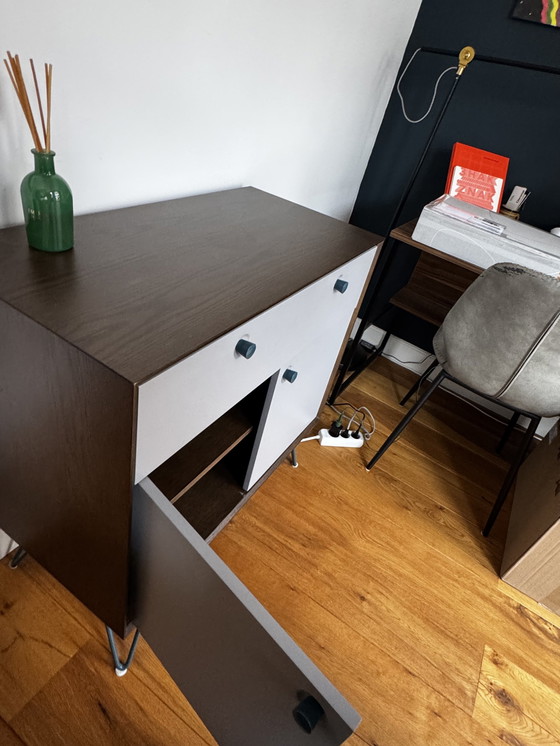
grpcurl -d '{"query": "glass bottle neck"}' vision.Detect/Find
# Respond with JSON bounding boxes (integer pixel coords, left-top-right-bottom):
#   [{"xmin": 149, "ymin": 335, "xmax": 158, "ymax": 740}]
[{"xmin": 32, "ymin": 149, "xmax": 56, "ymax": 175}]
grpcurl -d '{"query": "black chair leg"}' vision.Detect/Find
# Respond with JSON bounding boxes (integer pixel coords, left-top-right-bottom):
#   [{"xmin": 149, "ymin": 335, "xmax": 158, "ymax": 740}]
[
  {"xmin": 483, "ymin": 415, "xmax": 541, "ymax": 536},
  {"xmin": 366, "ymin": 369, "xmax": 447, "ymax": 471},
  {"xmin": 399, "ymin": 358, "xmax": 439, "ymax": 406},
  {"xmin": 495, "ymin": 411, "xmax": 520, "ymax": 454}
]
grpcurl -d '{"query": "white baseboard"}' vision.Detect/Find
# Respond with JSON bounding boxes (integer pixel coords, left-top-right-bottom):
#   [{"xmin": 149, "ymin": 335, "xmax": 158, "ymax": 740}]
[{"xmin": 355, "ymin": 323, "xmax": 555, "ymax": 438}]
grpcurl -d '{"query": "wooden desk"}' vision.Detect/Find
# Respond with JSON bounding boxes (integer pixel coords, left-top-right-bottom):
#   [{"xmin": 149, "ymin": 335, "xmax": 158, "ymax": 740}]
[
  {"xmin": 389, "ymin": 220, "xmax": 481, "ymax": 328},
  {"xmin": 0, "ymin": 187, "xmax": 379, "ymax": 744},
  {"xmin": 391, "ymin": 220, "xmax": 482, "ymax": 326}
]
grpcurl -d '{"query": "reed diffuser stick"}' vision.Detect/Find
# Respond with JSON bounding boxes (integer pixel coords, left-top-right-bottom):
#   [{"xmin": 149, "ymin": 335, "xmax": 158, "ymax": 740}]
[
  {"xmin": 30, "ymin": 59, "xmax": 47, "ymax": 147},
  {"xmin": 3, "ymin": 51, "xmax": 53, "ymax": 153},
  {"xmin": 4, "ymin": 57, "xmax": 33, "ymax": 136},
  {"xmin": 45, "ymin": 63, "xmax": 52, "ymax": 152},
  {"xmin": 10, "ymin": 53, "xmax": 42, "ymax": 151},
  {"xmin": 3, "ymin": 58, "xmax": 19, "ymax": 99}
]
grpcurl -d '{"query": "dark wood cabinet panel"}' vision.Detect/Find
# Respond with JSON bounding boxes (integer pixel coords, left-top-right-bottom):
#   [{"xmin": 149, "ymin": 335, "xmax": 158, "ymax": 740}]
[
  {"xmin": 0, "ymin": 188, "xmax": 379, "ymax": 384},
  {"xmin": 0, "ymin": 301, "xmax": 134, "ymax": 632},
  {"xmin": 0, "ymin": 188, "xmax": 378, "ymax": 640}
]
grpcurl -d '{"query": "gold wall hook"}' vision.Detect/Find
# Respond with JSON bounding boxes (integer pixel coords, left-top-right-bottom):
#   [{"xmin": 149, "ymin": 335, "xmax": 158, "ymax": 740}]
[{"xmin": 457, "ymin": 46, "xmax": 475, "ymax": 75}]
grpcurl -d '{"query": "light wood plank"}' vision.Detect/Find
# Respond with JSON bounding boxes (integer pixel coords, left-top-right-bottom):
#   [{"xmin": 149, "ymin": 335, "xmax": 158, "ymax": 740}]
[
  {"xmin": 0, "ymin": 555, "xmax": 90, "ymax": 721},
  {"xmin": 0, "ymin": 716, "xmax": 26, "ymax": 745},
  {"xmin": 6, "ymin": 557, "xmax": 216, "ymax": 745},
  {"xmin": 261, "ymin": 447, "xmax": 560, "ymax": 695},
  {"xmin": 9, "ymin": 638, "xmax": 215, "ymax": 746},
  {"xmin": 212, "ymin": 530, "xmax": 502, "ymax": 746},
  {"xmin": 473, "ymin": 646, "xmax": 560, "ymax": 745}
]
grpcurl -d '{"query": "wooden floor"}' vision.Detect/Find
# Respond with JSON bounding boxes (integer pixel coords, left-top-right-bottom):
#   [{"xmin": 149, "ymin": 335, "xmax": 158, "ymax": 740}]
[{"xmin": 2, "ymin": 358, "xmax": 560, "ymax": 745}]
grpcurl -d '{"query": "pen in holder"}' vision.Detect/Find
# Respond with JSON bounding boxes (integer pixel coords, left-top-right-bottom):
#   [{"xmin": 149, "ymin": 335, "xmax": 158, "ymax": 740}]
[{"xmin": 501, "ymin": 185, "xmax": 530, "ymax": 221}]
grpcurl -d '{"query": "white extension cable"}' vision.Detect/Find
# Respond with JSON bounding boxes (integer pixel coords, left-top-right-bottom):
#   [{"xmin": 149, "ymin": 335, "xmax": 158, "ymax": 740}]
[{"xmin": 397, "ymin": 48, "xmax": 456, "ymax": 124}]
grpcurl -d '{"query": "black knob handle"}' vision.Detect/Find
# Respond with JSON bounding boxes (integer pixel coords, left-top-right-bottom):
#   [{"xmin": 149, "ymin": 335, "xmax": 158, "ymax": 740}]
[
  {"xmin": 334, "ymin": 279, "xmax": 348, "ymax": 294},
  {"xmin": 293, "ymin": 695, "xmax": 325, "ymax": 733},
  {"xmin": 235, "ymin": 339, "xmax": 256, "ymax": 359},
  {"xmin": 283, "ymin": 369, "xmax": 298, "ymax": 383}
]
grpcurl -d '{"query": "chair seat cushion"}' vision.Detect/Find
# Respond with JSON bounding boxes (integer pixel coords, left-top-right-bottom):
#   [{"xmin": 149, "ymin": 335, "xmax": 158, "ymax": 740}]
[{"xmin": 433, "ymin": 263, "xmax": 560, "ymax": 417}]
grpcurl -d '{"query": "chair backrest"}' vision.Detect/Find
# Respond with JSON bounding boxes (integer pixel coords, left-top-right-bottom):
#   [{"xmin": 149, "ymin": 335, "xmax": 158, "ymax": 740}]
[{"xmin": 433, "ymin": 263, "xmax": 560, "ymax": 417}]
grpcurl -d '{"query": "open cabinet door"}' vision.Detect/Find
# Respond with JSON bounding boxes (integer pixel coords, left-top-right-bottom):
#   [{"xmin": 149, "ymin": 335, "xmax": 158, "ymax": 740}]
[{"xmin": 130, "ymin": 478, "xmax": 360, "ymax": 746}]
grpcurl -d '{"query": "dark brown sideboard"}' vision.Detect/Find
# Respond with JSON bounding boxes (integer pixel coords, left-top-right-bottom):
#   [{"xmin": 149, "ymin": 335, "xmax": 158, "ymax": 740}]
[{"xmin": 0, "ymin": 187, "xmax": 380, "ymax": 745}]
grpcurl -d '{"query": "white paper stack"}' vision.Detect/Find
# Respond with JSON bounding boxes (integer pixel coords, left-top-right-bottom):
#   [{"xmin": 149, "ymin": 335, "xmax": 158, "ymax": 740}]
[{"xmin": 412, "ymin": 195, "xmax": 560, "ymax": 276}]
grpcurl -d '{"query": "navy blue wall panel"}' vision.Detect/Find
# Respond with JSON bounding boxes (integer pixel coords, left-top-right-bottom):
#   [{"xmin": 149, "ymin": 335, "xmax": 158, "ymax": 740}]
[{"xmin": 352, "ymin": 0, "xmax": 560, "ymax": 348}]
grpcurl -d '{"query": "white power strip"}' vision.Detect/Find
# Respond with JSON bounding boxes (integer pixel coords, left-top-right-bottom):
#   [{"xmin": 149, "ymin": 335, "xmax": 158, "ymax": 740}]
[{"xmin": 318, "ymin": 428, "xmax": 364, "ymax": 448}]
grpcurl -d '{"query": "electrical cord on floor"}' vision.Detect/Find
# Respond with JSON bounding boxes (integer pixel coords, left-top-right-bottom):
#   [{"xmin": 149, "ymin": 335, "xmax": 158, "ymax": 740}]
[
  {"xmin": 383, "ymin": 351, "xmax": 435, "ymax": 367},
  {"xmin": 328, "ymin": 401, "xmax": 376, "ymax": 441}
]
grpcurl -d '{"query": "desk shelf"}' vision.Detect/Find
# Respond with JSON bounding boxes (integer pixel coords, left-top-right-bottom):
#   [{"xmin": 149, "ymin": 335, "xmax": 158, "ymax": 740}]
[
  {"xmin": 389, "ymin": 220, "xmax": 480, "ymax": 327},
  {"xmin": 390, "ymin": 220, "xmax": 482, "ymax": 275}
]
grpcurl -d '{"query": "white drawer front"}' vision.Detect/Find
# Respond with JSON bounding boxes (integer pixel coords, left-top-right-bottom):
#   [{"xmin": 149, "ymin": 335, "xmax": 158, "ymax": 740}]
[{"xmin": 135, "ymin": 247, "xmax": 376, "ymax": 482}]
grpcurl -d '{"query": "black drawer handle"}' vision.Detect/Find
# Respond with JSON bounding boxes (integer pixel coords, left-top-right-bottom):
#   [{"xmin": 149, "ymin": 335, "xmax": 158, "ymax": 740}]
[
  {"xmin": 334, "ymin": 278, "xmax": 348, "ymax": 294},
  {"xmin": 235, "ymin": 339, "xmax": 256, "ymax": 359},
  {"xmin": 283, "ymin": 369, "xmax": 298, "ymax": 383},
  {"xmin": 293, "ymin": 695, "xmax": 325, "ymax": 733}
]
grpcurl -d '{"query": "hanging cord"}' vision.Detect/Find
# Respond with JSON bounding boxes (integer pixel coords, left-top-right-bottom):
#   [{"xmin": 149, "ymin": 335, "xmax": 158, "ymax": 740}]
[{"xmin": 397, "ymin": 48, "xmax": 456, "ymax": 124}]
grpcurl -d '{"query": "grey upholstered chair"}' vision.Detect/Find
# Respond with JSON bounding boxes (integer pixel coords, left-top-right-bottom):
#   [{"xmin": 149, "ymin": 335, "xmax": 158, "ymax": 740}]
[{"xmin": 366, "ymin": 262, "xmax": 560, "ymax": 535}]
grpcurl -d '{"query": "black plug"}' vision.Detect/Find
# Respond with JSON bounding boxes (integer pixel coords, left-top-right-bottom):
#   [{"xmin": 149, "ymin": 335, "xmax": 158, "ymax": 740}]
[
  {"xmin": 351, "ymin": 427, "xmax": 361, "ymax": 439},
  {"xmin": 328, "ymin": 415, "xmax": 343, "ymax": 438},
  {"xmin": 340, "ymin": 429, "xmax": 350, "ymax": 438}
]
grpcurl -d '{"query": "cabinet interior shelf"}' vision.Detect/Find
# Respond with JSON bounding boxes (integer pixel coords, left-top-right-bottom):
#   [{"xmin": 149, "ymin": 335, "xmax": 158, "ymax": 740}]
[
  {"xmin": 148, "ymin": 380, "xmax": 270, "ymax": 541},
  {"xmin": 173, "ymin": 461, "xmax": 248, "ymax": 541},
  {"xmin": 150, "ymin": 406, "xmax": 254, "ymax": 504}
]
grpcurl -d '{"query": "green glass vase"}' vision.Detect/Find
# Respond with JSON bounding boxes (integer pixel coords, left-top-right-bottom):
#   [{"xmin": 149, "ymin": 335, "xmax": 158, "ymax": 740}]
[{"xmin": 20, "ymin": 149, "xmax": 74, "ymax": 252}]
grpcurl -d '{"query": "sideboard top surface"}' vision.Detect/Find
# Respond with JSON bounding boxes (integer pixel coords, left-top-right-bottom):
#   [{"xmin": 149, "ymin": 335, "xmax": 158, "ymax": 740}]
[{"xmin": 0, "ymin": 187, "xmax": 379, "ymax": 383}]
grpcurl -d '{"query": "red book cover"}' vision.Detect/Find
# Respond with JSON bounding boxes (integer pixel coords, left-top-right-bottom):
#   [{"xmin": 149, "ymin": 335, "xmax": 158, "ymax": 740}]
[{"xmin": 445, "ymin": 143, "xmax": 509, "ymax": 212}]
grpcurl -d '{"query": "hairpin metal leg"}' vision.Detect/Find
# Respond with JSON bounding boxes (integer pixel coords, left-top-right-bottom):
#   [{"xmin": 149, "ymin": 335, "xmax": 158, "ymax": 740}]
[
  {"xmin": 106, "ymin": 626, "xmax": 141, "ymax": 677},
  {"xmin": 291, "ymin": 448, "xmax": 299, "ymax": 468},
  {"xmin": 9, "ymin": 547, "xmax": 28, "ymax": 569}
]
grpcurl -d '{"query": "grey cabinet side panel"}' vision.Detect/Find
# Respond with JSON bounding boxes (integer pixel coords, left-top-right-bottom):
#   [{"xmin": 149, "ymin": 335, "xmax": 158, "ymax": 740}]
[{"xmin": 131, "ymin": 478, "xmax": 360, "ymax": 746}]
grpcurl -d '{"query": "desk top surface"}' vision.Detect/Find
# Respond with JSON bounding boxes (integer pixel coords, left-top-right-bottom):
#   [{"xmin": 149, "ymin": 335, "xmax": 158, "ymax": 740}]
[{"xmin": 0, "ymin": 188, "xmax": 379, "ymax": 383}]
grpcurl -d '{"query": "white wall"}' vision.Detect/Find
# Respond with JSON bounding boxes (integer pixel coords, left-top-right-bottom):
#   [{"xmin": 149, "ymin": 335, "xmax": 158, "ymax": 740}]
[{"xmin": 0, "ymin": 0, "xmax": 421, "ymax": 227}]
